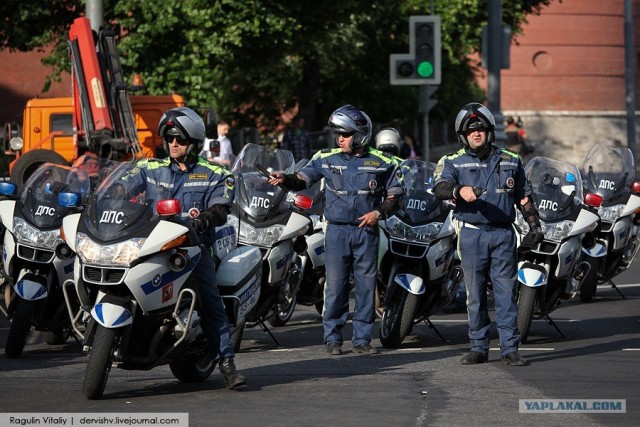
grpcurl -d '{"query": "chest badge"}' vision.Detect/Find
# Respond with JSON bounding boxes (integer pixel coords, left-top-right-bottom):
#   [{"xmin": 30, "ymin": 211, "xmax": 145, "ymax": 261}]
[
  {"xmin": 188, "ymin": 207, "xmax": 201, "ymax": 218},
  {"xmin": 506, "ymin": 177, "xmax": 515, "ymax": 188},
  {"xmin": 369, "ymin": 180, "xmax": 378, "ymax": 190}
]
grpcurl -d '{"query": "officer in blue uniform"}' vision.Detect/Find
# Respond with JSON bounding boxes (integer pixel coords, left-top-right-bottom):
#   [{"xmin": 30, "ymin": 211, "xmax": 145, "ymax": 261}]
[
  {"xmin": 433, "ymin": 102, "xmax": 543, "ymax": 366},
  {"xmin": 122, "ymin": 107, "xmax": 246, "ymax": 389},
  {"xmin": 268, "ymin": 105, "xmax": 403, "ymax": 355}
]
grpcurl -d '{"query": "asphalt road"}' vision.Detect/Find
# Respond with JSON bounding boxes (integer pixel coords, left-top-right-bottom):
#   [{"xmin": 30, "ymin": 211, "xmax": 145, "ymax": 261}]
[{"xmin": 1, "ymin": 262, "xmax": 639, "ymax": 427}]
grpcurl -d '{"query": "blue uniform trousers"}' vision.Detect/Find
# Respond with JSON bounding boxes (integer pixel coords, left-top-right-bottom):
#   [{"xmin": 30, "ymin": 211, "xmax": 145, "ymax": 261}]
[
  {"xmin": 323, "ymin": 223, "xmax": 378, "ymax": 346},
  {"xmin": 192, "ymin": 250, "xmax": 235, "ymax": 361},
  {"xmin": 458, "ymin": 225, "xmax": 520, "ymax": 356}
]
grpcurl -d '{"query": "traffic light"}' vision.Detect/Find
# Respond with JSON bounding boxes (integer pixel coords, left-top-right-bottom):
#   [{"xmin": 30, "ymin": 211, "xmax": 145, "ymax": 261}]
[{"xmin": 390, "ymin": 16, "xmax": 441, "ymax": 85}]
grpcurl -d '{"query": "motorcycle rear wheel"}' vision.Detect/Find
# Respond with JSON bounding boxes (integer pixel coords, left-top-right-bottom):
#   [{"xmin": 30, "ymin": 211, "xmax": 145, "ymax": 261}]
[
  {"xmin": 517, "ymin": 285, "xmax": 536, "ymax": 344},
  {"xmin": 379, "ymin": 290, "xmax": 419, "ymax": 349},
  {"xmin": 5, "ymin": 300, "xmax": 35, "ymax": 358},
  {"xmin": 170, "ymin": 357, "xmax": 215, "ymax": 383},
  {"xmin": 83, "ymin": 326, "xmax": 118, "ymax": 400}
]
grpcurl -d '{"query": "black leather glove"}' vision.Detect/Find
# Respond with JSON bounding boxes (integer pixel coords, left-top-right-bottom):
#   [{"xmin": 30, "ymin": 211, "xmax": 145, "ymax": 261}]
[
  {"xmin": 48, "ymin": 181, "xmax": 69, "ymax": 193},
  {"xmin": 189, "ymin": 210, "xmax": 217, "ymax": 234},
  {"xmin": 520, "ymin": 222, "xmax": 544, "ymax": 252}
]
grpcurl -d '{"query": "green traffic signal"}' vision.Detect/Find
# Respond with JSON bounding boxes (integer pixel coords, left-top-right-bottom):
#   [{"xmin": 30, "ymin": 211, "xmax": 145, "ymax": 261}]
[{"xmin": 417, "ymin": 60, "xmax": 434, "ymax": 78}]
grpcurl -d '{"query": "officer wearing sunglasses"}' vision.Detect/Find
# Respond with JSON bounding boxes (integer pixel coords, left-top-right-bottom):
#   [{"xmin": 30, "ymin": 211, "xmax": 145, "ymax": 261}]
[{"xmin": 268, "ymin": 104, "xmax": 403, "ymax": 356}]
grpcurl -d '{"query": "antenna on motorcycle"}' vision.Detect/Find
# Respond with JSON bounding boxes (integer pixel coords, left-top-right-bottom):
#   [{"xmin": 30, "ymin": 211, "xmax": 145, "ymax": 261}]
[
  {"xmin": 584, "ymin": 193, "xmax": 603, "ymax": 208},
  {"xmin": 157, "ymin": 199, "xmax": 181, "ymax": 216}
]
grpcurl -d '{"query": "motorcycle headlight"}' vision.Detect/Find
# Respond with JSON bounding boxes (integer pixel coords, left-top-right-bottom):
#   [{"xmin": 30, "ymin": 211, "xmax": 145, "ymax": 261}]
[
  {"xmin": 76, "ymin": 232, "xmax": 145, "ymax": 266},
  {"xmin": 227, "ymin": 214, "xmax": 283, "ymax": 247},
  {"xmin": 598, "ymin": 204, "xmax": 625, "ymax": 222},
  {"xmin": 541, "ymin": 219, "xmax": 575, "ymax": 242},
  {"xmin": 14, "ymin": 217, "xmax": 63, "ymax": 249},
  {"xmin": 386, "ymin": 216, "xmax": 443, "ymax": 243}
]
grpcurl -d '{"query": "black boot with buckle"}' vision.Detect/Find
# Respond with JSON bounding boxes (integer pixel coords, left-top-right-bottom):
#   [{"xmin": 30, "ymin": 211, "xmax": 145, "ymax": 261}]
[{"xmin": 219, "ymin": 357, "xmax": 246, "ymax": 390}]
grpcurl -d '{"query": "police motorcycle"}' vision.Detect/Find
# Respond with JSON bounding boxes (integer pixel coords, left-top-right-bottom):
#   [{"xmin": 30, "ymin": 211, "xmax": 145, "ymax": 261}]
[
  {"xmin": 377, "ymin": 159, "xmax": 462, "ymax": 348},
  {"xmin": 291, "ymin": 159, "xmax": 327, "ymax": 315},
  {"xmin": 0, "ymin": 157, "xmax": 117, "ymax": 358},
  {"xmin": 578, "ymin": 143, "xmax": 640, "ymax": 302},
  {"xmin": 227, "ymin": 143, "xmax": 312, "ymax": 339},
  {"xmin": 514, "ymin": 156, "xmax": 602, "ymax": 342},
  {"xmin": 58, "ymin": 162, "xmax": 261, "ymax": 399}
]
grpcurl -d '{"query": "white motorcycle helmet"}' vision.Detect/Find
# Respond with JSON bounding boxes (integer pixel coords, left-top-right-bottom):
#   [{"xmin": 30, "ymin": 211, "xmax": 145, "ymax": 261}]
[
  {"xmin": 158, "ymin": 107, "xmax": 206, "ymax": 158},
  {"xmin": 375, "ymin": 128, "xmax": 402, "ymax": 156},
  {"xmin": 328, "ymin": 104, "xmax": 372, "ymax": 150}
]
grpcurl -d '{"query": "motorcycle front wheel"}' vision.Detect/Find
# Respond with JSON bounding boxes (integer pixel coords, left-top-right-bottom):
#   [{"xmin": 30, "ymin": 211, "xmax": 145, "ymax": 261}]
[
  {"xmin": 268, "ymin": 294, "xmax": 297, "ymax": 327},
  {"xmin": 517, "ymin": 285, "xmax": 537, "ymax": 344},
  {"xmin": 579, "ymin": 255, "xmax": 600, "ymax": 302},
  {"xmin": 379, "ymin": 290, "xmax": 419, "ymax": 349},
  {"xmin": 83, "ymin": 326, "xmax": 118, "ymax": 400},
  {"xmin": 5, "ymin": 300, "xmax": 35, "ymax": 358}
]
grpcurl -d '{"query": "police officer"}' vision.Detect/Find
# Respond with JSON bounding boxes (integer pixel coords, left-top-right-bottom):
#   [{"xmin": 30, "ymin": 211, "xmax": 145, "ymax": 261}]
[
  {"xmin": 268, "ymin": 104, "xmax": 403, "ymax": 355},
  {"xmin": 374, "ymin": 128, "xmax": 403, "ymax": 163},
  {"xmin": 433, "ymin": 102, "xmax": 543, "ymax": 366},
  {"xmin": 122, "ymin": 107, "xmax": 246, "ymax": 388}
]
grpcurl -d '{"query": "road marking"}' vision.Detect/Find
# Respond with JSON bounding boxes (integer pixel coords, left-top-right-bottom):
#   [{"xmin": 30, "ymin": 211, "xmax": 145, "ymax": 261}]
[
  {"xmin": 490, "ymin": 347, "xmax": 555, "ymax": 351},
  {"xmin": 598, "ymin": 283, "xmax": 640, "ymax": 288},
  {"xmin": 622, "ymin": 348, "xmax": 640, "ymax": 351}
]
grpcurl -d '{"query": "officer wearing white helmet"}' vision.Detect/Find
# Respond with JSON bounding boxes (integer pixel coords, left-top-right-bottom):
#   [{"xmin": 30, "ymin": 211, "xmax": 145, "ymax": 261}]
[
  {"xmin": 375, "ymin": 128, "xmax": 403, "ymax": 161},
  {"xmin": 119, "ymin": 107, "xmax": 246, "ymax": 389},
  {"xmin": 433, "ymin": 102, "xmax": 543, "ymax": 367},
  {"xmin": 267, "ymin": 104, "xmax": 403, "ymax": 355}
]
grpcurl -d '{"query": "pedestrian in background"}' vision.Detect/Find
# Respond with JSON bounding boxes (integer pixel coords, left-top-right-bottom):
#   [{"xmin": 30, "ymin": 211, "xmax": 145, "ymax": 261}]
[
  {"xmin": 433, "ymin": 102, "xmax": 543, "ymax": 366},
  {"xmin": 280, "ymin": 115, "xmax": 312, "ymax": 162},
  {"xmin": 267, "ymin": 105, "xmax": 403, "ymax": 356}
]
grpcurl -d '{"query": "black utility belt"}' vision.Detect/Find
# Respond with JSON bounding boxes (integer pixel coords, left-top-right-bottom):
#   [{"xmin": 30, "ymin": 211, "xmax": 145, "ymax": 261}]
[{"xmin": 461, "ymin": 222, "xmax": 512, "ymax": 231}]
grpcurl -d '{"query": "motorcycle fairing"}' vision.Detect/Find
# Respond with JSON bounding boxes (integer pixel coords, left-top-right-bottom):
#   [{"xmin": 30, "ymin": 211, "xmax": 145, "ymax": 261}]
[
  {"xmin": 92, "ymin": 302, "xmax": 133, "ymax": 328},
  {"xmin": 517, "ymin": 262, "xmax": 548, "ymax": 288},
  {"xmin": 621, "ymin": 194, "xmax": 640, "ymax": 217},
  {"xmin": 14, "ymin": 270, "xmax": 48, "ymax": 301},
  {"xmin": 0, "ymin": 200, "xmax": 16, "ymax": 233},
  {"xmin": 611, "ymin": 216, "xmax": 633, "ymax": 251},
  {"xmin": 554, "ymin": 235, "xmax": 582, "ymax": 278},
  {"xmin": 393, "ymin": 273, "xmax": 425, "ymax": 295},
  {"xmin": 138, "ymin": 221, "xmax": 190, "ymax": 257},
  {"xmin": 305, "ymin": 232, "xmax": 325, "ymax": 268},
  {"xmin": 127, "ymin": 247, "xmax": 200, "ymax": 312},
  {"xmin": 582, "ymin": 242, "xmax": 607, "ymax": 257}
]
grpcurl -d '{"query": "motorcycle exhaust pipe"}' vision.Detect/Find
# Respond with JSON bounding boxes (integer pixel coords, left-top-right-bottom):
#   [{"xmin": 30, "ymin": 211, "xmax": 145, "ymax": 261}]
[{"xmin": 169, "ymin": 252, "xmax": 190, "ymax": 272}]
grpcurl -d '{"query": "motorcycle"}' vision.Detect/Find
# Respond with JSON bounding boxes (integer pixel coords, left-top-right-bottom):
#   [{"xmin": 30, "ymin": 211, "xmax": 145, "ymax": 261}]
[
  {"xmin": 579, "ymin": 143, "xmax": 640, "ymax": 302},
  {"xmin": 377, "ymin": 159, "xmax": 462, "ymax": 348},
  {"xmin": 514, "ymin": 156, "xmax": 602, "ymax": 342},
  {"xmin": 226, "ymin": 143, "xmax": 311, "ymax": 339},
  {"xmin": 59, "ymin": 162, "xmax": 261, "ymax": 399},
  {"xmin": 0, "ymin": 156, "xmax": 117, "ymax": 358}
]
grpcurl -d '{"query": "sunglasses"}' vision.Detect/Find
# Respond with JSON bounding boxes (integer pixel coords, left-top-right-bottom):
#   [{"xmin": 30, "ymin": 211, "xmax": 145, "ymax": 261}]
[
  {"xmin": 163, "ymin": 135, "xmax": 189, "ymax": 146},
  {"xmin": 334, "ymin": 130, "xmax": 355, "ymax": 138}
]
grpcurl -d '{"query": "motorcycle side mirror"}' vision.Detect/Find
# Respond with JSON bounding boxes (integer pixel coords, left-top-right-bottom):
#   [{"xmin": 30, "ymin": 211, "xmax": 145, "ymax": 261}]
[
  {"xmin": 58, "ymin": 192, "xmax": 82, "ymax": 207},
  {"xmin": 157, "ymin": 199, "xmax": 181, "ymax": 216},
  {"xmin": 584, "ymin": 193, "xmax": 603, "ymax": 208},
  {"xmin": 293, "ymin": 194, "xmax": 313, "ymax": 210},
  {"xmin": 632, "ymin": 182, "xmax": 640, "ymax": 194},
  {"xmin": 0, "ymin": 182, "xmax": 17, "ymax": 196}
]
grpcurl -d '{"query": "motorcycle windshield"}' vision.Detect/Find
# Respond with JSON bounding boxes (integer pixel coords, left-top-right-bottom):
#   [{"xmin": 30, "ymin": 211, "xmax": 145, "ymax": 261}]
[
  {"xmin": 84, "ymin": 162, "xmax": 165, "ymax": 241},
  {"xmin": 525, "ymin": 156, "xmax": 583, "ymax": 221},
  {"xmin": 231, "ymin": 143, "xmax": 295, "ymax": 220},
  {"xmin": 396, "ymin": 160, "xmax": 442, "ymax": 223},
  {"xmin": 582, "ymin": 144, "xmax": 634, "ymax": 204}
]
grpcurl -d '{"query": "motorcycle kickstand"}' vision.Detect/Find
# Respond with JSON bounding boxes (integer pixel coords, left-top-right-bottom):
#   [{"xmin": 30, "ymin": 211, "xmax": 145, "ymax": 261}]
[
  {"xmin": 257, "ymin": 319, "xmax": 282, "ymax": 347},
  {"xmin": 421, "ymin": 318, "xmax": 448, "ymax": 343},
  {"xmin": 607, "ymin": 279, "xmax": 627, "ymax": 299},
  {"xmin": 544, "ymin": 315, "xmax": 565, "ymax": 338}
]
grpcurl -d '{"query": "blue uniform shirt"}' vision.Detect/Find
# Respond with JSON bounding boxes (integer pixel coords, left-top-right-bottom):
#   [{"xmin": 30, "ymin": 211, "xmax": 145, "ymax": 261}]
[
  {"xmin": 122, "ymin": 157, "xmax": 235, "ymax": 244},
  {"xmin": 434, "ymin": 146, "xmax": 530, "ymax": 226},
  {"xmin": 298, "ymin": 147, "xmax": 403, "ymax": 225}
]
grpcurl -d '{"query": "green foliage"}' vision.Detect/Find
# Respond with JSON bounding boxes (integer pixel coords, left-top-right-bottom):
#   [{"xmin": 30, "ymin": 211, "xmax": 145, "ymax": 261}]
[{"xmin": 0, "ymin": 0, "xmax": 554, "ymax": 132}]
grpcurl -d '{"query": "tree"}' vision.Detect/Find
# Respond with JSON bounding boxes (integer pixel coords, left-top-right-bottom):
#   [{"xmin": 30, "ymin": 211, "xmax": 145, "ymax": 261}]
[{"xmin": 0, "ymin": 0, "xmax": 554, "ymax": 132}]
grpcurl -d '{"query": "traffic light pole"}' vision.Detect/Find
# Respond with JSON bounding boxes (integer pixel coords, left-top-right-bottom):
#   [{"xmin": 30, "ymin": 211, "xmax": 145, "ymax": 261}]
[
  {"xmin": 487, "ymin": 0, "xmax": 505, "ymax": 145},
  {"xmin": 419, "ymin": 85, "xmax": 438, "ymax": 162}
]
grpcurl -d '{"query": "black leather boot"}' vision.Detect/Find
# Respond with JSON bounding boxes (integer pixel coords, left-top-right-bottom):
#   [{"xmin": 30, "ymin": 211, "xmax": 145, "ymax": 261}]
[{"xmin": 219, "ymin": 357, "xmax": 246, "ymax": 390}]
